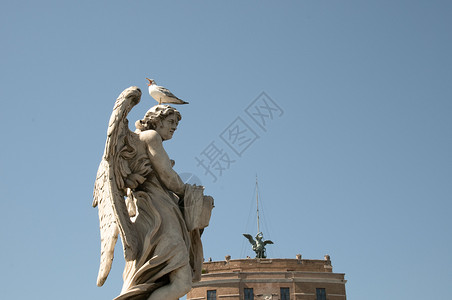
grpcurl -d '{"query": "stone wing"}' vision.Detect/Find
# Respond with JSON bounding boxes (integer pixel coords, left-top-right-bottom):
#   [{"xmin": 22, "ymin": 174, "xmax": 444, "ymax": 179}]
[{"xmin": 92, "ymin": 86, "xmax": 143, "ymax": 286}]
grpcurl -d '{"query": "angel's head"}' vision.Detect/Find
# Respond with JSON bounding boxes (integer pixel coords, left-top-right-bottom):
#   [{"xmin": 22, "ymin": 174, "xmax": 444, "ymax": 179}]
[{"xmin": 135, "ymin": 105, "xmax": 182, "ymax": 140}]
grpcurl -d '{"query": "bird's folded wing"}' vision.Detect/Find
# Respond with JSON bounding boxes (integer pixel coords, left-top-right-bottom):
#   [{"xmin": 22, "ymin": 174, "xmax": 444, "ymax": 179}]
[{"xmin": 157, "ymin": 86, "xmax": 179, "ymax": 98}]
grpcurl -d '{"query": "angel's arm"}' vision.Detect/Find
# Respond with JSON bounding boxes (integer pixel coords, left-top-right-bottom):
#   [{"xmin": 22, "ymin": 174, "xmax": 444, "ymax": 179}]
[{"xmin": 139, "ymin": 130, "xmax": 185, "ymax": 197}]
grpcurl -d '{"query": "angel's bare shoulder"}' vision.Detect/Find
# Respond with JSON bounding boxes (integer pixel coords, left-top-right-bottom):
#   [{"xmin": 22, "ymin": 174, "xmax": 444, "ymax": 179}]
[
  {"xmin": 138, "ymin": 130, "xmax": 166, "ymax": 158},
  {"xmin": 139, "ymin": 130, "xmax": 162, "ymax": 145}
]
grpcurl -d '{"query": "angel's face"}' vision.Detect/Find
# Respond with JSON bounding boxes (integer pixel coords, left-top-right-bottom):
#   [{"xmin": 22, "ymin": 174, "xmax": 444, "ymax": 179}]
[{"xmin": 156, "ymin": 113, "xmax": 179, "ymax": 141}]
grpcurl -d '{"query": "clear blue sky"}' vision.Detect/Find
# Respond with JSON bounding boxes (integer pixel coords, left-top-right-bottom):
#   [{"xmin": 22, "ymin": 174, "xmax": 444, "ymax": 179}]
[{"xmin": 1, "ymin": 1, "xmax": 451, "ymax": 299}]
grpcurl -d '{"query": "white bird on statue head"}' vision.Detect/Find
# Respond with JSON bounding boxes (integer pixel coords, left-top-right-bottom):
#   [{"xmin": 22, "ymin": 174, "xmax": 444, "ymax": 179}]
[{"xmin": 146, "ymin": 78, "xmax": 189, "ymax": 105}]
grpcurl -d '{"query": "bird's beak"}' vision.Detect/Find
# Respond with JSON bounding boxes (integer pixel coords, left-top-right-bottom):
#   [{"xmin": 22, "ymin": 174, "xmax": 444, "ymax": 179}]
[{"xmin": 146, "ymin": 78, "xmax": 152, "ymax": 86}]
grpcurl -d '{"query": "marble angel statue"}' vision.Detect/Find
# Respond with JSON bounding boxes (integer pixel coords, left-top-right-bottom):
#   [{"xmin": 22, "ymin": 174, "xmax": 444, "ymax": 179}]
[{"xmin": 93, "ymin": 86, "xmax": 214, "ymax": 300}]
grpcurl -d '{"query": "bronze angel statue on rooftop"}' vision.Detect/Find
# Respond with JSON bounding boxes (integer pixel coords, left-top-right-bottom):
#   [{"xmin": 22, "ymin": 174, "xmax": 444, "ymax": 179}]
[
  {"xmin": 93, "ymin": 86, "xmax": 214, "ymax": 300},
  {"xmin": 243, "ymin": 232, "xmax": 273, "ymax": 259}
]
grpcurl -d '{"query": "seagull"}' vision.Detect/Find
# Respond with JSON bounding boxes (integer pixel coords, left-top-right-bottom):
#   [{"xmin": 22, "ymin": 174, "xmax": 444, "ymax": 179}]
[{"xmin": 146, "ymin": 78, "xmax": 189, "ymax": 105}]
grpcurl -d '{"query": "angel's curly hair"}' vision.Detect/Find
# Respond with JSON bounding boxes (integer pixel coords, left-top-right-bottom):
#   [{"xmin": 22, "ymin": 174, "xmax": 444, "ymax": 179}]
[{"xmin": 135, "ymin": 105, "xmax": 181, "ymax": 132}]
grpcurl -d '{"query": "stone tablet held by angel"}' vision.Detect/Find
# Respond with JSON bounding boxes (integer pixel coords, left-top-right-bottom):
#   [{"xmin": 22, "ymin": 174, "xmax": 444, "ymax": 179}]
[{"xmin": 93, "ymin": 85, "xmax": 214, "ymax": 300}]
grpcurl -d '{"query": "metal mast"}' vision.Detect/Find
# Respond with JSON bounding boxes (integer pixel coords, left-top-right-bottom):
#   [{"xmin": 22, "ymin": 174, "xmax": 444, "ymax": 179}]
[
  {"xmin": 243, "ymin": 176, "xmax": 274, "ymax": 259},
  {"xmin": 256, "ymin": 175, "xmax": 260, "ymax": 233}
]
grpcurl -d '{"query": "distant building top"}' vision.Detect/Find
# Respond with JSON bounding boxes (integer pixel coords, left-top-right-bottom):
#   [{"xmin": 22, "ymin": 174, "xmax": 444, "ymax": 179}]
[
  {"xmin": 201, "ymin": 255, "xmax": 336, "ymax": 274},
  {"xmin": 188, "ymin": 254, "xmax": 346, "ymax": 300}
]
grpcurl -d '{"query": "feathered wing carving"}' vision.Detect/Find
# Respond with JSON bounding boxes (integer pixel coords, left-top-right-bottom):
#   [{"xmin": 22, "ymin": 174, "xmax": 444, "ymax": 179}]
[
  {"xmin": 92, "ymin": 86, "xmax": 144, "ymax": 287},
  {"xmin": 243, "ymin": 234, "xmax": 256, "ymax": 247},
  {"xmin": 264, "ymin": 240, "xmax": 274, "ymax": 245}
]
